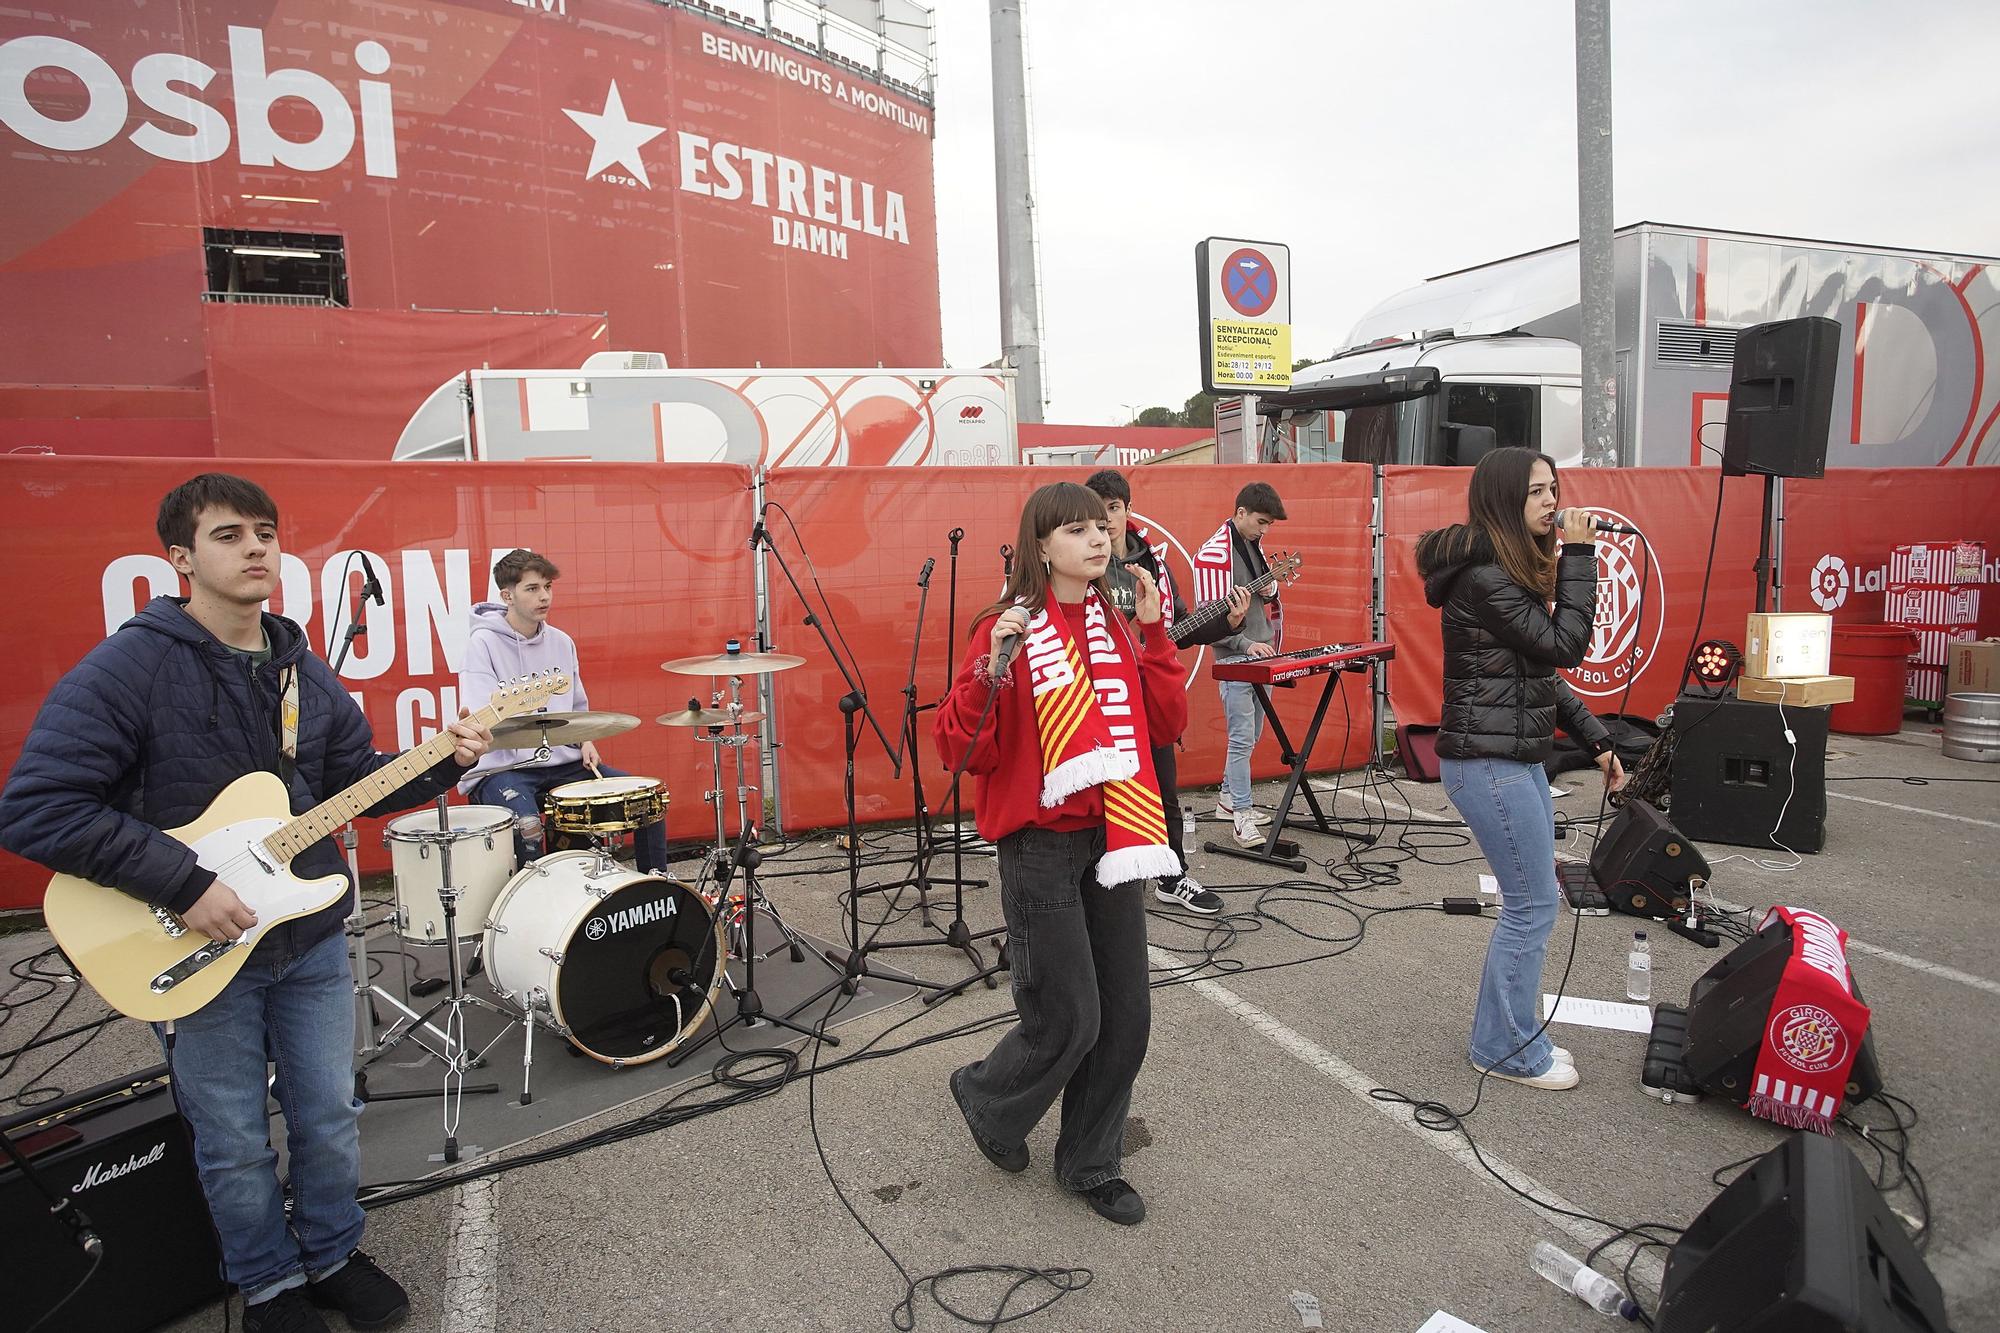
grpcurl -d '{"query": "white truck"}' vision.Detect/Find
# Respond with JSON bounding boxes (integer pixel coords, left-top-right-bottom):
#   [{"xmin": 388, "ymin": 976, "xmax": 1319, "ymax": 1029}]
[
  {"xmin": 1267, "ymin": 222, "xmax": 1998, "ymax": 468},
  {"xmin": 394, "ymin": 360, "xmax": 1019, "ymax": 466}
]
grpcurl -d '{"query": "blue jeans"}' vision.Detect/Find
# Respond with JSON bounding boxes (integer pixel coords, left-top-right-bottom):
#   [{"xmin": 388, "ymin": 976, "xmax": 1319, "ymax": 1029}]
[
  {"xmin": 1218, "ymin": 680, "xmax": 1263, "ymax": 810},
  {"xmin": 956, "ymin": 825, "xmax": 1151, "ymax": 1191},
  {"xmin": 473, "ymin": 760, "xmax": 668, "ymax": 871},
  {"xmin": 1440, "ymin": 756, "xmax": 1560, "ymax": 1077},
  {"xmin": 155, "ymin": 929, "xmax": 363, "ymax": 1302}
]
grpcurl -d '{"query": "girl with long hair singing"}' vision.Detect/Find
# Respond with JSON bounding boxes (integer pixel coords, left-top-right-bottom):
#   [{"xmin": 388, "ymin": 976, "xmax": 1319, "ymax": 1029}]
[
  {"xmin": 933, "ymin": 482, "xmax": 1187, "ymax": 1225},
  {"xmin": 1416, "ymin": 448, "xmax": 1626, "ymax": 1090}
]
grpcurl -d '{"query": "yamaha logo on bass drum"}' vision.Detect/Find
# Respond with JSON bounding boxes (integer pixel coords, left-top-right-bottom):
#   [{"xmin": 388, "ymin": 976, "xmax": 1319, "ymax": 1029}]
[{"xmin": 584, "ymin": 895, "xmax": 678, "ymax": 941}]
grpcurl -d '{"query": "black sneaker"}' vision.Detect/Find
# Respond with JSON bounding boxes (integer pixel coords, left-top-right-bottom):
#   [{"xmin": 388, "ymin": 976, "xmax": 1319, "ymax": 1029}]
[
  {"xmin": 243, "ymin": 1289, "xmax": 331, "ymax": 1333},
  {"xmin": 1079, "ymin": 1178, "xmax": 1145, "ymax": 1226},
  {"xmin": 307, "ymin": 1250, "xmax": 410, "ymax": 1330},
  {"xmin": 950, "ymin": 1066, "xmax": 1028, "ymax": 1172},
  {"xmin": 1154, "ymin": 875, "xmax": 1223, "ymax": 915}
]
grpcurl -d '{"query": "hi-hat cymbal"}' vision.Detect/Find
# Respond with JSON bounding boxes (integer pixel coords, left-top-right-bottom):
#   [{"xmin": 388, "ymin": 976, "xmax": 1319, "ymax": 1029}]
[
  {"xmin": 656, "ymin": 706, "xmax": 768, "ymax": 728},
  {"xmin": 661, "ymin": 649, "xmax": 805, "ymax": 676},
  {"xmin": 489, "ymin": 710, "xmax": 640, "ymax": 747}
]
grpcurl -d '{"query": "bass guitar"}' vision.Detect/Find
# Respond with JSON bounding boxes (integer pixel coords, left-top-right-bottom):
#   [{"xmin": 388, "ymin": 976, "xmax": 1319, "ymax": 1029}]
[
  {"xmin": 1168, "ymin": 552, "xmax": 1303, "ymax": 648},
  {"xmin": 43, "ymin": 671, "xmax": 569, "ymax": 1021}
]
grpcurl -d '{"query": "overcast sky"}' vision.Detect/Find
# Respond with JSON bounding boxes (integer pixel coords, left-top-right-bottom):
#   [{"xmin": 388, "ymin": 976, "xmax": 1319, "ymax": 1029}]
[{"xmin": 925, "ymin": 0, "xmax": 2000, "ymax": 425}]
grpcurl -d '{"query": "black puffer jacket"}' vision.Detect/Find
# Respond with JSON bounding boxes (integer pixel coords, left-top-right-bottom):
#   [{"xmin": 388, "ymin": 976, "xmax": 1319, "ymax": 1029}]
[{"xmin": 1417, "ymin": 525, "xmax": 1613, "ymax": 764}]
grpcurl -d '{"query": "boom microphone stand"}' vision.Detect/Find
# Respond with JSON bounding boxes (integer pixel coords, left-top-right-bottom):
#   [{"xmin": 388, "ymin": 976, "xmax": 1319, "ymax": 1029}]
[
  {"xmin": 750, "ymin": 513, "xmax": 957, "ymax": 1016},
  {"xmin": 330, "ymin": 558, "xmax": 384, "ymax": 1056}
]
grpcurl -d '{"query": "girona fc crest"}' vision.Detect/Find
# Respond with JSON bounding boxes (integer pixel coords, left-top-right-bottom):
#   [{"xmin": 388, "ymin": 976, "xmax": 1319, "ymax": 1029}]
[
  {"xmin": 1770, "ymin": 1003, "xmax": 1848, "ymax": 1075},
  {"xmin": 1564, "ymin": 508, "xmax": 1666, "ymax": 699}
]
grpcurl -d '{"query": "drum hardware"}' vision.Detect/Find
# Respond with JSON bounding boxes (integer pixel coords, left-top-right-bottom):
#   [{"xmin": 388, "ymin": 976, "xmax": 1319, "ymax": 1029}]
[{"xmin": 488, "ymin": 710, "xmax": 643, "ymax": 750}]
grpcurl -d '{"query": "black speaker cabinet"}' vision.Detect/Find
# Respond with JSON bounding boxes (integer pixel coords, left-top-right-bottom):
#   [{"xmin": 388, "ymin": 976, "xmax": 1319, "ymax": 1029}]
[
  {"xmin": 1589, "ymin": 798, "xmax": 1709, "ymax": 920},
  {"xmin": 1721, "ymin": 315, "xmax": 1841, "ymax": 479},
  {"xmin": 1670, "ymin": 690, "xmax": 1827, "ymax": 853},
  {"xmin": 0, "ymin": 1066, "xmax": 223, "ymax": 1333},
  {"xmin": 1656, "ymin": 1131, "xmax": 1948, "ymax": 1333},
  {"xmin": 1683, "ymin": 916, "xmax": 1882, "ymax": 1105}
]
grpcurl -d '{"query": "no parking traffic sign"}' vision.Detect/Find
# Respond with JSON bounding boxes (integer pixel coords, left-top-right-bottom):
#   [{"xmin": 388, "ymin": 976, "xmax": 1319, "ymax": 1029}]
[{"xmin": 1196, "ymin": 237, "xmax": 1291, "ymax": 393}]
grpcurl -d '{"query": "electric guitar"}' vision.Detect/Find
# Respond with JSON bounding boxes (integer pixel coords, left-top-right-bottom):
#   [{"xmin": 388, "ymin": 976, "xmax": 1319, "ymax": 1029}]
[
  {"xmin": 1169, "ymin": 553, "xmax": 1304, "ymax": 648},
  {"xmin": 42, "ymin": 671, "xmax": 569, "ymax": 1022}
]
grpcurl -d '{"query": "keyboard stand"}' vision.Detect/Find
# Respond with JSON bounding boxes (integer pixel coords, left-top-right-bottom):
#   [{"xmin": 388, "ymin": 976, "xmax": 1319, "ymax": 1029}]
[{"xmin": 1203, "ymin": 664, "xmax": 1377, "ymax": 872}]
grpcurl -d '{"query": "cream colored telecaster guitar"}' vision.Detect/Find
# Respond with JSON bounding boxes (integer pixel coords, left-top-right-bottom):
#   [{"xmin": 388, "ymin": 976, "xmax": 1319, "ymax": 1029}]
[{"xmin": 43, "ymin": 671, "xmax": 569, "ymax": 1022}]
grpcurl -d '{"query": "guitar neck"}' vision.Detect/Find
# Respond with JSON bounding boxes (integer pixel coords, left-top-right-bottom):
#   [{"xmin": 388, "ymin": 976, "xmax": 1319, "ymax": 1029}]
[
  {"xmin": 260, "ymin": 700, "xmax": 503, "ymax": 863},
  {"xmin": 1170, "ymin": 567, "xmax": 1280, "ymax": 646}
]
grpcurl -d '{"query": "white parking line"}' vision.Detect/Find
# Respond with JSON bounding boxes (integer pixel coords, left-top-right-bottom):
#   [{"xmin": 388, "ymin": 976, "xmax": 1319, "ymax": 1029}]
[
  {"xmin": 440, "ymin": 1175, "xmax": 500, "ymax": 1333},
  {"xmin": 1149, "ymin": 945, "xmax": 1668, "ymax": 1297},
  {"xmin": 1826, "ymin": 790, "xmax": 2000, "ymax": 830}
]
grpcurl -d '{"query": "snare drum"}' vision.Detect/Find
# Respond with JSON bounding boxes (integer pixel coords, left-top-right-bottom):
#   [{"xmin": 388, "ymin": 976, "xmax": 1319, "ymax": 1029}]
[
  {"xmin": 384, "ymin": 805, "xmax": 517, "ymax": 945},
  {"xmin": 542, "ymin": 776, "xmax": 667, "ymax": 836},
  {"xmin": 483, "ymin": 851, "xmax": 724, "ymax": 1065}
]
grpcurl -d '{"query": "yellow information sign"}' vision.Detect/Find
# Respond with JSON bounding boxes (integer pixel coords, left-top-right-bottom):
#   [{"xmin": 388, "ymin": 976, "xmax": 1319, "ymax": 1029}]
[{"xmin": 1209, "ymin": 318, "xmax": 1292, "ymax": 390}]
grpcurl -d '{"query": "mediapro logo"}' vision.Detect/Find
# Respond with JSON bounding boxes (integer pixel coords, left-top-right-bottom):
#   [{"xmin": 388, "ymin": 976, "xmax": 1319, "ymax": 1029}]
[
  {"xmin": 1566, "ymin": 508, "xmax": 1664, "ymax": 699},
  {"xmin": 959, "ymin": 405, "xmax": 985, "ymax": 421},
  {"xmin": 0, "ymin": 27, "xmax": 398, "ymax": 176}
]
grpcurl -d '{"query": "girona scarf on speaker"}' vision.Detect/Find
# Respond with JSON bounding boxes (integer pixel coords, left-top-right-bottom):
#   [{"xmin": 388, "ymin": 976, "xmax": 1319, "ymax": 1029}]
[
  {"xmin": 1747, "ymin": 906, "xmax": 1872, "ymax": 1134},
  {"xmin": 1020, "ymin": 591, "xmax": 1179, "ymax": 887}
]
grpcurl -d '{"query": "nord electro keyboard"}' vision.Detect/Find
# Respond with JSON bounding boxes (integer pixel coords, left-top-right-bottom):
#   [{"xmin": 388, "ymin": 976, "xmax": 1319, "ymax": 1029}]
[{"xmin": 1210, "ymin": 640, "xmax": 1396, "ymax": 686}]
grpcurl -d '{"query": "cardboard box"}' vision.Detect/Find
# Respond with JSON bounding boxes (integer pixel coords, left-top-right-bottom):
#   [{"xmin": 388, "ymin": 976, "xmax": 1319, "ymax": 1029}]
[
  {"xmin": 1744, "ymin": 612, "xmax": 1833, "ymax": 679},
  {"xmin": 1884, "ymin": 583, "xmax": 1982, "ymax": 628},
  {"xmin": 1948, "ymin": 638, "xmax": 2000, "ymax": 695},
  {"xmin": 1892, "ymin": 541, "xmax": 1987, "ymax": 584},
  {"xmin": 1736, "ymin": 674, "xmax": 1855, "ymax": 707},
  {"xmin": 1909, "ymin": 664, "xmax": 1945, "ymax": 707}
]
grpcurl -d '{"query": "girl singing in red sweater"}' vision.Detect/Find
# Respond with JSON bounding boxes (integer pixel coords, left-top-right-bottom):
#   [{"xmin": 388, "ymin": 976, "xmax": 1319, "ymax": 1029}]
[{"xmin": 933, "ymin": 482, "xmax": 1188, "ymax": 1226}]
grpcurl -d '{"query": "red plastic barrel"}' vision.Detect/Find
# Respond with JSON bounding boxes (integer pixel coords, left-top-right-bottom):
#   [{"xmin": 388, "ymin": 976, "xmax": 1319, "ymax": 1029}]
[{"xmin": 1829, "ymin": 624, "xmax": 1920, "ymax": 735}]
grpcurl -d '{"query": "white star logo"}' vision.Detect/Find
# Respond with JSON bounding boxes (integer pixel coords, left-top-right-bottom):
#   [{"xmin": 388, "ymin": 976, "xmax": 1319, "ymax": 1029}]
[{"xmin": 562, "ymin": 81, "xmax": 667, "ymax": 187}]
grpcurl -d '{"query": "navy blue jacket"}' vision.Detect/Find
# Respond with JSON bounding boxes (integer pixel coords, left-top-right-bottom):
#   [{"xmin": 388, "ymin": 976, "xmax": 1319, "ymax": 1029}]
[{"xmin": 0, "ymin": 597, "xmax": 465, "ymax": 958}]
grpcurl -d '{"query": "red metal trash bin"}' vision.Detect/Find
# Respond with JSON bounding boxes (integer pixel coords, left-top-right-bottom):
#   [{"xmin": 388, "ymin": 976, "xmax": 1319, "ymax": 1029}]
[{"xmin": 1829, "ymin": 624, "xmax": 1919, "ymax": 735}]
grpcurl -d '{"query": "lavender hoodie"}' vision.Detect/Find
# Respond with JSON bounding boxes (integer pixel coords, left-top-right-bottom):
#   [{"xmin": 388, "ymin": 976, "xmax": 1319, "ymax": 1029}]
[{"xmin": 458, "ymin": 601, "xmax": 591, "ymax": 792}]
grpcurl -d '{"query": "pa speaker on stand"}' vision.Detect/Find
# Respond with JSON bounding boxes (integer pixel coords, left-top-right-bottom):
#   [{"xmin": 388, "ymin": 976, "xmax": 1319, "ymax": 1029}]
[{"xmin": 1720, "ymin": 315, "xmax": 1841, "ymax": 480}]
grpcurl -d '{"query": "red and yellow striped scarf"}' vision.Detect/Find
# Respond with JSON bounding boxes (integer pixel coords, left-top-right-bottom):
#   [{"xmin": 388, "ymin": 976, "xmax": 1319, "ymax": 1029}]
[{"xmin": 1020, "ymin": 590, "xmax": 1180, "ymax": 887}]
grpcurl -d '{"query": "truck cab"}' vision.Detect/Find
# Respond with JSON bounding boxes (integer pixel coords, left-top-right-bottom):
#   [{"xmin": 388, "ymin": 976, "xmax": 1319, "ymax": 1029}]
[{"xmin": 1271, "ymin": 334, "xmax": 1582, "ymax": 467}]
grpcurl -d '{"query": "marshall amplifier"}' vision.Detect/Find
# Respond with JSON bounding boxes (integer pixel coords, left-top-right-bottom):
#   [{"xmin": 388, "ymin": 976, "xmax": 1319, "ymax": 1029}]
[{"xmin": 1, "ymin": 1065, "xmax": 223, "ymax": 1333}]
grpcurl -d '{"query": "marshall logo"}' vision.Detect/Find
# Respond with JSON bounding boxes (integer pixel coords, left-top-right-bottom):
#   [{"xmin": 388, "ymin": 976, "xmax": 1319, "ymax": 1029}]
[
  {"xmin": 586, "ymin": 896, "xmax": 676, "ymax": 940},
  {"xmin": 71, "ymin": 1142, "xmax": 167, "ymax": 1194}
]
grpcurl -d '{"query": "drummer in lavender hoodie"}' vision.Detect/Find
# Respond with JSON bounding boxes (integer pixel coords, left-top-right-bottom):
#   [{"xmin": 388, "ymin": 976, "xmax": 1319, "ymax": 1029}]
[{"xmin": 458, "ymin": 549, "xmax": 667, "ymax": 871}]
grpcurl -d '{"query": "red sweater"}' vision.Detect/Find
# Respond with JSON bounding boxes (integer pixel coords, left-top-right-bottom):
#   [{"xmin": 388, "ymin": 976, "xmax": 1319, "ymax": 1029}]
[{"xmin": 933, "ymin": 599, "xmax": 1189, "ymax": 844}]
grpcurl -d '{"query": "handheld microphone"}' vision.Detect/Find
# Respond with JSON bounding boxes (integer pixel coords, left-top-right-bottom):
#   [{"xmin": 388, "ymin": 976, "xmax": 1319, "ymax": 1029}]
[
  {"xmin": 1555, "ymin": 509, "xmax": 1640, "ymax": 537},
  {"xmin": 357, "ymin": 553, "xmax": 386, "ymax": 605},
  {"xmin": 993, "ymin": 633, "xmax": 1022, "ymax": 676},
  {"xmin": 918, "ymin": 556, "xmax": 936, "ymax": 588}
]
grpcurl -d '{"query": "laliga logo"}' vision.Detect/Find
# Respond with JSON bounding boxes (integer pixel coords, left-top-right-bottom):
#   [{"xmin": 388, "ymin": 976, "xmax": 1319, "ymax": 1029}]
[
  {"xmin": 0, "ymin": 27, "xmax": 397, "ymax": 176},
  {"xmin": 1566, "ymin": 507, "xmax": 1665, "ymax": 699},
  {"xmin": 1771, "ymin": 1003, "xmax": 1848, "ymax": 1075},
  {"xmin": 1809, "ymin": 554, "xmax": 1851, "ymax": 612}
]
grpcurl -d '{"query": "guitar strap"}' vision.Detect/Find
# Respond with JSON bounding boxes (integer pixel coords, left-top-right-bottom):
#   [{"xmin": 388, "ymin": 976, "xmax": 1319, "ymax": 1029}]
[{"xmin": 277, "ymin": 664, "xmax": 300, "ymax": 784}]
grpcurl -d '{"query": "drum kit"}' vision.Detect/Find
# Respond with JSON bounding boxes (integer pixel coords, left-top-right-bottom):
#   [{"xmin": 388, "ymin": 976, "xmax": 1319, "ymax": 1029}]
[{"xmin": 349, "ymin": 641, "xmax": 812, "ymax": 1162}]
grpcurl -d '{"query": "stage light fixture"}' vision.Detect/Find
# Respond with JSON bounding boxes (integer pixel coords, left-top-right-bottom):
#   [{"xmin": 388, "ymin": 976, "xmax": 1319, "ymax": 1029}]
[{"xmin": 1691, "ymin": 638, "xmax": 1742, "ymax": 688}]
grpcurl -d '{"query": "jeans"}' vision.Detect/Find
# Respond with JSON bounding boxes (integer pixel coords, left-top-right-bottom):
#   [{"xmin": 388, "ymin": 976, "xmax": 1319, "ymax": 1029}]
[
  {"xmin": 472, "ymin": 760, "xmax": 667, "ymax": 872},
  {"xmin": 1152, "ymin": 743, "xmax": 1187, "ymax": 879},
  {"xmin": 955, "ymin": 825, "xmax": 1151, "ymax": 1191},
  {"xmin": 155, "ymin": 929, "xmax": 363, "ymax": 1302},
  {"xmin": 1440, "ymin": 756, "xmax": 1560, "ymax": 1077},
  {"xmin": 1218, "ymin": 679, "xmax": 1263, "ymax": 811}
]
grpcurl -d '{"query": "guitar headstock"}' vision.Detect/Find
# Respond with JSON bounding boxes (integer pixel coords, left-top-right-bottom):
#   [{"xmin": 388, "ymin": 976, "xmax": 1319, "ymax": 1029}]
[
  {"xmin": 1270, "ymin": 553, "xmax": 1304, "ymax": 586},
  {"xmin": 492, "ymin": 670, "xmax": 570, "ymax": 718}
]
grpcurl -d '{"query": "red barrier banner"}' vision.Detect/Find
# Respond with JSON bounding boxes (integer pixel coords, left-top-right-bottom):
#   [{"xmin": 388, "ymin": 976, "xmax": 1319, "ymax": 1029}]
[
  {"xmin": 1781, "ymin": 469, "xmax": 2000, "ymax": 635},
  {"xmin": 1382, "ymin": 467, "xmax": 1770, "ymax": 728},
  {"xmin": 760, "ymin": 465, "xmax": 1375, "ymax": 830},
  {"xmin": 0, "ymin": 458, "xmax": 753, "ymax": 909}
]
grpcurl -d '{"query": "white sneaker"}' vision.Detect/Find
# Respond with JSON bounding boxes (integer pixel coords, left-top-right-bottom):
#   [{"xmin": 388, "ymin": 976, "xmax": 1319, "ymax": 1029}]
[
  {"xmin": 1470, "ymin": 1054, "xmax": 1579, "ymax": 1090},
  {"xmin": 1551, "ymin": 1046, "xmax": 1573, "ymax": 1066},
  {"xmin": 1231, "ymin": 811, "xmax": 1265, "ymax": 847},
  {"xmin": 1216, "ymin": 801, "xmax": 1271, "ymax": 827}
]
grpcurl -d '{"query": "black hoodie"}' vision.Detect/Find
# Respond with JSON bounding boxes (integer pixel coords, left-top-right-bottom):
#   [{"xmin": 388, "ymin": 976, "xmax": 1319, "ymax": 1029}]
[
  {"xmin": 1415, "ymin": 525, "xmax": 1612, "ymax": 765},
  {"xmin": 0, "ymin": 597, "xmax": 465, "ymax": 960}
]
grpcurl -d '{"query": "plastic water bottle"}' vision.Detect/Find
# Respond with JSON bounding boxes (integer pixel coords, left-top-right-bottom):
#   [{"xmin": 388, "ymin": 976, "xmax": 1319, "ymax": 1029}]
[
  {"xmin": 1531, "ymin": 1241, "xmax": 1639, "ymax": 1318},
  {"xmin": 1182, "ymin": 808, "xmax": 1197, "ymax": 844},
  {"xmin": 1626, "ymin": 930, "xmax": 1652, "ymax": 1003}
]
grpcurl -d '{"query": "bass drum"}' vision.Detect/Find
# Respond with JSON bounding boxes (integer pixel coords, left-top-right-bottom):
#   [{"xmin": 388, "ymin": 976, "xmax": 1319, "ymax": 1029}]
[{"xmin": 483, "ymin": 852, "xmax": 724, "ymax": 1066}]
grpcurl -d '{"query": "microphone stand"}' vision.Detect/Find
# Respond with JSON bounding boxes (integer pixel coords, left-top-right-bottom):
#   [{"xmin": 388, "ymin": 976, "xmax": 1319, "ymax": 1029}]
[
  {"xmin": 329, "ymin": 567, "xmax": 383, "ymax": 1056},
  {"xmin": 750, "ymin": 516, "xmax": 958, "ymax": 1018}
]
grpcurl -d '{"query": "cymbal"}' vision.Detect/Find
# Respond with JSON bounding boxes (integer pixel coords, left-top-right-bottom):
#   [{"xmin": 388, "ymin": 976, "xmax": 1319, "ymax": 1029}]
[
  {"xmin": 489, "ymin": 710, "xmax": 640, "ymax": 747},
  {"xmin": 656, "ymin": 706, "xmax": 768, "ymax": 729},
  {"xmin": 661, "ymin": 649, "xmax": 805, "ymax": 677}
]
